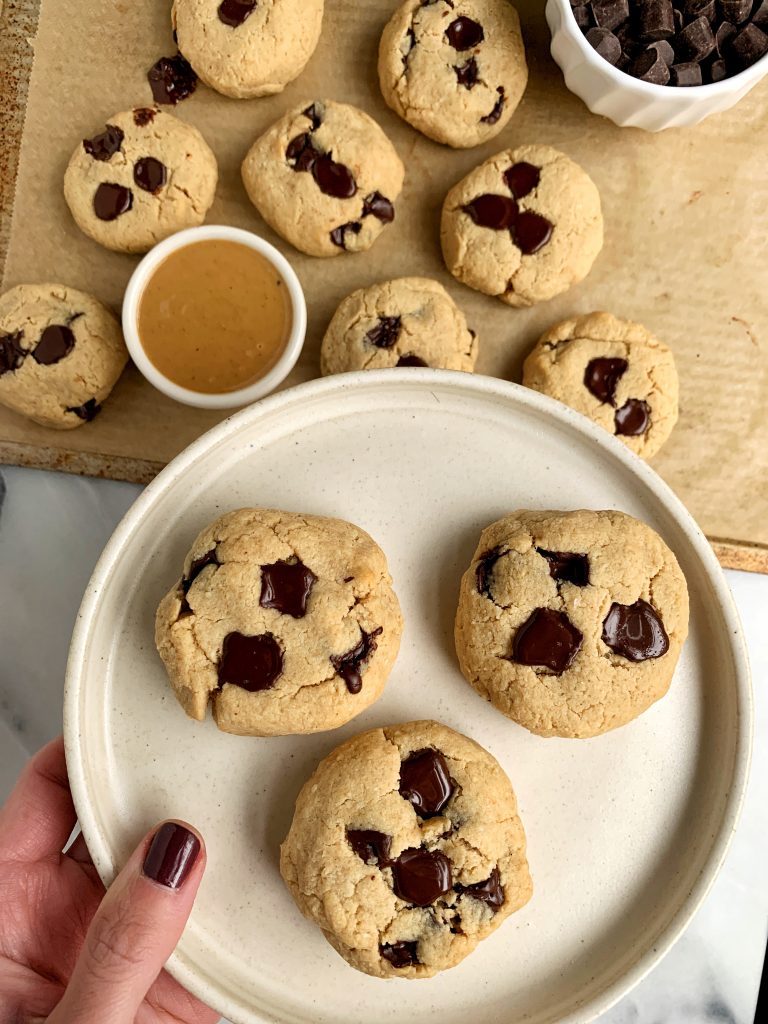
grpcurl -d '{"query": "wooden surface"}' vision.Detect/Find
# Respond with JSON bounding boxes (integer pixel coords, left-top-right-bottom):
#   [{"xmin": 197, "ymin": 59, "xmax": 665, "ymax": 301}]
[{"xmin": 1, "ymin": 0, "xmax": 767, "ymax": 574}]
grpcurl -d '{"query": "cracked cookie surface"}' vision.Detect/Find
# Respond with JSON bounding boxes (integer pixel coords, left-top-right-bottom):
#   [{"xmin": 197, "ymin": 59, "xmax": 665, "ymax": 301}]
[
  {"xmin": 155, "ymin": 508, "xmax": 403, "ymax": 736},
  {"xmin": 64, "ymin": 107, "xmax": 218, "ymax": 253},
  {"xmin": 455, "ymin": 510, "xmax": 689, "ymax": 738},
  {"xmin": 320, "ymin": 277, "xmax": 478, "ymax": 374},
  {"xmin": 522, "ymin": 311, "xmax": 679, "ymax": 460},
  {"xmin": 241, "ymin": 100, "xmax": 405, "ymax": 258},
  {"xmin": 280, "ymin": 720, "xmax": 532, "ymax": 978},
  {"xmin": 378, "ymin": 0, "xmax": 528, "ymax": 149},
  {"xmin": 0, "ymin": 283, "xmax": 128, "ymax": 429},
  {"xmin": 172, "ymin": 0, "xmax": 324, "ymax": 99},
  {"xmin": 441, "ymin": 144, "xmax": 603, "ymax": 307}
]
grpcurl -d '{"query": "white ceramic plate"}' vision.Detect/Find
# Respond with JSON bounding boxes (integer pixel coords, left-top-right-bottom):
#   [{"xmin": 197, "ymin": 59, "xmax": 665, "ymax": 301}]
[{"xmin": 64, "ymin": 372, "xmax": 751, "ymax": 1024}]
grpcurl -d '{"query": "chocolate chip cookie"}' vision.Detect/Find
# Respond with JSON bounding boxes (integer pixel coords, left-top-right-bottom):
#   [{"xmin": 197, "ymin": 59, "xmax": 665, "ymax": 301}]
[
  {"xmin": 155, "ymin": 509, "xmax": 403, "ymax": 736},
  {"xmin": 522, "ymin": 311, "xmax": 679, "ymax": 460},
  {"xmin": 0, "ymin": 283, "xmax": 128, "ymax": 429},
  {"xmin": 455, "ymin": 510, "xmax": 689, "ymax": 738},
  {"xmin": 241, "ymin": 100, "xmax": 405, "ymax": 258},
  {"xmin": 378, "ymin": 0, "xmax": 528, "ymax": 149},
  {"xmin": 172, "ymin": 0, "xmax": 324, "ymax": 99},
  {"xmin": 320, "ymin": 277, "xmax": 478, "ymax": 375},
  {"xmin": 64, "ymin": 107, "xmax": 218, "ymax": 253},
  {"xmin": 441, "ymin": 144, "xmax": 604, "ymax": 307},
  {"xmin": 280, "ymin": 720, "xmax": 532, "ymax": 978}
]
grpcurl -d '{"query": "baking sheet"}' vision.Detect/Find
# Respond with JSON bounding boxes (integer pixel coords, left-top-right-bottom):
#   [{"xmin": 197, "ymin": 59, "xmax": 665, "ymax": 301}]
[{"xmin": 1, "ymin": 0, "xmax": 767, "ymax": 569}]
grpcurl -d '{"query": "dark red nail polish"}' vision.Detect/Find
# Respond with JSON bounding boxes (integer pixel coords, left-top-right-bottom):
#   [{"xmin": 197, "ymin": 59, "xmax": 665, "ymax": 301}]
[{"xmin": 142, "ymin": 822, "xmax": 200, "ymax": 889}]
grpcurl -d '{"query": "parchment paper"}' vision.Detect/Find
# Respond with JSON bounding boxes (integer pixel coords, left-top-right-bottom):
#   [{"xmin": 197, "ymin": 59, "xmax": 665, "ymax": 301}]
[{"xmin": 1, "ymin": 0, "xmax": 767, "ymax": 558}]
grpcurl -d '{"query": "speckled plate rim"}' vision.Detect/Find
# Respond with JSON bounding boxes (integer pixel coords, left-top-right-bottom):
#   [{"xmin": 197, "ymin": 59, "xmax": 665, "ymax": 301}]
[{"xmin": 63, "ymin": 369, "xmax": 753, "ymax": 1024}]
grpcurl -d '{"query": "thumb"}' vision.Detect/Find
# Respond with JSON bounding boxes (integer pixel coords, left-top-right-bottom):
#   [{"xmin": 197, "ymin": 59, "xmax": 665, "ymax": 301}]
[{"xmin": 49, "ymin": 820, "xmax": 205, "ymax": 1024}]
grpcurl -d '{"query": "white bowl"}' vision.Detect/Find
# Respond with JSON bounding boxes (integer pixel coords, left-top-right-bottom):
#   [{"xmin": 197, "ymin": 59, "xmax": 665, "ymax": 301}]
[
  {"xmin": 546, "ymin": 0, "xmax": 768, "ymax": 131},
  {"xmin": 122, "ymin": 225, "xmax": 307, "ymax": 410}
]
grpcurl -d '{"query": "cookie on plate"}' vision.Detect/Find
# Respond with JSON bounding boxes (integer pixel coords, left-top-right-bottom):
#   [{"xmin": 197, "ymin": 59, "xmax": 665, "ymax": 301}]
[
  {"xmin": 441, "ymin": 144, "xmax": 603, "ymax": 307},
  {"xmin": 280, "ymin": 720, "xmax": 532, "ymax": 978},
  {"xmin": 172, "ymin": 0, "xmax": 324, "ymax": 99},
  {"xmin": 0, "ymin": 283, "xmax": 128, "ymax": 429},
  {"xmin": 455, "ymin": 510, "xmax": 689, "ymax": 738},
  {"xmin": 241, "ymin": 100, "xmax": 405, "ymax": 258},
  {"xmin": 64, "ymin": 107, "xmax": 218, "ymax": 253},
  {"xmin": 522, "ymin": 312, "xmax": 679, "ymax": 460},
  {"xmin": 320, "ymin": 277, "xmax": 478, "ymax": 374},
  {"xmin": 155, "ymin": 509, "xmax": 403, "ymax": 736},
  {"xmin": 378, "ymin": 0, "xmax": 528, "ymax": 149}
]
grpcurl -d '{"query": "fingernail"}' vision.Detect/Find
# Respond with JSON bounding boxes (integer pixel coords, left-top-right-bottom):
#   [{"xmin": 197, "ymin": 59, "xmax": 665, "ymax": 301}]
[{"xmin": 142, "ymin": 822, "xmax": 201, "ymax": 889}]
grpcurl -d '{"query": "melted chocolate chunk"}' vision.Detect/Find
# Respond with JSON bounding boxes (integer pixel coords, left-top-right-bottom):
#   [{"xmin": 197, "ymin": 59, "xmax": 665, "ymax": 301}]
[
  {"xmin": 259, "ymin": 558, "xmax": 317, "ymax": 618},
  {"xmin": 182, "ymin": 548, "xmax": 219, "ymax": 595},
  {"xmin": 32, "ymin": 324, "xmax": 75, "ymax": 366},
  {"xmin": 218, "ymin": 0, "xmax": 257, "ymax": 28},
  {"xmin": 459, "ymin": 866, "xmax": 505, "ymax": 911},
  {"xmin": 455, "ymin": 56, "xmax": 479, "ymax": 88},
  {"xmin": 397, "ymin": 354, "xmax": 428, "ymax": 367},
  {"xmin": 537, "ymin": 549, "xmax": 590, "ymax": 587},
  {"xmin": 512, "ymin": 608, "xmax": 583, "ymax": 674},
  {"xmin": 584, "ymin": 357, "xmax": 628, "ymax": 406},
  {"xmin": 512, "ymin": 211, "xmax": 553, "ymax": 255},
  {"xmin": 380, "ymin": 941, "xmax": 418, "ymax": 968},
  {"xmin": 446, "ymin": 16, "xmax": 485, "ymax": 50},
  {"xmin": 330, "ymin": 222, "xmax": 362, "ymax": 249},
  {"xmin": 615, "ymin": 398, "xmax": 651, "ymax": 436},
  {"xmin": 0, "ymin": 331, "xmax": 26, "ymax": 375},
  {"xmin": 399, "ymin": 748, "xmax": 455, "ymax": 817},
  {"xmin": 133, "ymin": 107, "xmax": 157, "ymax": 126},
  {"xmin": 93, "ymin": 183, "xmax": 133, "ymax": 221},
  {"xmin": 83, "ymin": 124, "xmax": 124, "ymax": 161},
  {"xmin": 602, "ymin": 599, "xmax": 669, "ymax": 662},
  {"xmin": 313, "ymin": 153, "xmax": 357, "ymax": 199},
  {"xmin": 392, "ymin": 848, "xmax": 453, "ymax": 906},
  {"xmin": 148, "ymin": 54, "xmax": 198, "ymax": 105},
  {"xmin": 347, "ymin": 829, "xmax": 392, "ymax": 866},
  {"xmin": 402, "ymin": 27, "xmax": 417, "ymax": 65},
  {"xmin": 481, "ymin": 87, "xmax": 505, "ymax": 124},
  {"xmin": 218, "ymin": 631, "xmax": 283, "ymax": 691},
  {"xmin": 286, "ymin": 132, "xmax": 320, "ymax": 173},
  {"xmin": 366, "ymin": 316, "xmax": 401, "ymax": 349},
  {"xmin": 303, "ymin": 103, "xmax": 323, "ymax": 130},
  {"xmin": 475, "ymin": 546, "xmax": 502, "ymax": 598},
  {"xmin": 67, "ymin": 398, "xmax": 101, "ymax": 422},
  {"xmin": 363, "ymin": 192, "xmax": 395, "ymax": 223},
  {"xmin": 134, "ymin": 157, "xmax": 167, "ymax": 194},
  {"xmin": 330, "ymin": 626, "xmax": 383, "ymax": 693},
  {"xmin": 504, "ymin": 162, "xmax": 540, "ymax": 199},
  {"xmin": 463, "ymin": 193, "xmax": 518, "ymax": 231}
]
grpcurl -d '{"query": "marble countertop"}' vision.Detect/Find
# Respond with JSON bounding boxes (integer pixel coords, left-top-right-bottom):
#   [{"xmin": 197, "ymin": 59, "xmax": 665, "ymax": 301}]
[{"xmin": 0, "ymin": 463, "xmax": 765, "ymax": 1023}]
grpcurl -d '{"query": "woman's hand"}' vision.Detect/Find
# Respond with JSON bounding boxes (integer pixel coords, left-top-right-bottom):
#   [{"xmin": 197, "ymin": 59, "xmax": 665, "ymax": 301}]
[{"xmin": 0, "ymin": 736, "xmax": 218, "ymax": 1024}]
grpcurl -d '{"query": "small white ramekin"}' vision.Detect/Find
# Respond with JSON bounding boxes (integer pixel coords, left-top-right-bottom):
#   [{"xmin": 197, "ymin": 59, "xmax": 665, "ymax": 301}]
[
  {"xmin": 122, "ymin": 225, "xmax": 307, "ymax": 409},
  {"xmin": 546, "ymin": 0, "xmax": 768, "ymax": 131}
]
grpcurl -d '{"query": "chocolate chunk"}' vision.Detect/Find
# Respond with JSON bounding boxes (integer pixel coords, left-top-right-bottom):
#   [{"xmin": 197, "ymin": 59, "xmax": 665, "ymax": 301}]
[
  {"xmin": 286, "ymin": 133, "xmax": 320, "ymax": 173},
  {"xmin": 636, "ymin": 0, "xmax": 675, "ymax": 40},
  {"xmin": 572, "ymin": 4, "xmax": 593, "ymax": 30},
  {"xmin": 728, "ymin": 23, "xmax": 768, "ymax": 69},
  {"xmin": 133, "ymin": 107, "xmax": 157, "ymax": 126},
  {"xmin": 67, "ymin": 398, "xmax": 101, "ymax": 421},
  {"xmin": 676, "ymin": 15, "xmax": 716, "ymax": 59},
  {"xmin": 629, "ymin": 46, "xmax": 672, "ymax": 81},
  {"xmin": 380, "ymin": 941, "xmax": 418, "ymax": 968},
  {"xmin": 446, "ymin": 16, "xmax": 485, "ymax": 50},
  {"xmin": 218, "ymin": 0, "xmax": 257, "ymax": 27},
  {"xmin": 363, "ymin": 192, "xmax": 395, "ymax": 223},
  {"xmin": 347, "ymin": 829, "xmax": 392, "ymax": 866},
  {"xmin": 218, "ymin": 631, "xmax": 283, "ymax": 691},
  {"xmin": 615, "ymin": 397, "xmax": 651, "ymax": 435},
  {"xmin": 399, "ymin": 748, "xmax": 455, "ymax": 817},
  {"xmin": 458, "ymin": 866, "xmax": 505, "ymax": 911},
  {"xmin": 330, "ymin": 626, "xmax": 383, "ymax": 693},
  {"xmin": 455, "ymin": 56, "xmax": 480, "ymax": 87},
  {"xmin": 480, "ymin": 87, "xmax": 505, "ymax": 124},
  {"xmin": 134, "ymin": 157, "xmax": 167, "ymax": 194},
  {"xmin": 715, "ymin": 20, "xmax": 736, "ymax": 54},
  {"xmin": 537, "ymin": 549, "xmax": 590, "ymax": 586},
  {"xmin": 330, "ymin": 222, "xmax": 362, "ymax": 249},
  {"xmin": 718, "ymin": 0, "xmax": 752, "ymax": 24},
  {"xmin": 303, "ymin": 103, "xmax": 323, "ymax": 130},
  {"xmin": 476, "ymin": 546, "xmax": 503, "ymax": 598},
  {"xmin": 682, "ymin": 0, "xmax": 715, "ymax": 19},
  {"xmin": 312, "ymin": 153, "xmax": 357, "ymax": 199},
  {"xmin": 670, "ymin": 59, "xmax": 704, "ymax": 83},
  {"xmin": 32, "ymin": 324, "xmax": 75, "ymax": 365},
  {"xmin": 512, "ymin": 211, "xmax": 554, "ymax": 255},
  {"xmin": 584, "ymin": 356, "xmax": 628, "ymax": 405},
  {"xmin": 391, "ymin": 848, "xmax": 453, "ymax": 906},
  {"xmin": 708, "ymin": 56, "xmax": 728, "ymax": 79},
  {"xmin": 93, "ymin": 182, "xmax": 133, "ymax": 221},
  {"xmin": 647, "ymin": 38, "xmax": 676, "ymax": 63},
  {"xmin": 148, "ymin": 54, "xmax": 198, "ymax": 105},
  {"xmin": 602, "ymin": 599, "xmax": 669, "ymax": 661},
  {"xmin": 512, "ymin": 607, "xmax": 583, "ymax": 674},
  {"xmin": 592, "ymin": 0, "xmax": 630, "ymax": 30},
  {"xmin": 366, "ymin": 316, "xmax": 402, "ymax": 349},
  {"xmin": 182, "ymin": 548, "xmax": 219, "ymax": 595},
  {"xmin": 587, "ymin": 26, "xmax": 623, "ymax": 62},
  {"xmin": 0, "ymin": 331, "xmax": 25, "ymax": 375},
  {"xmin": 504, "ymin": 161, "xmax": 540, "ymax": 199},
  {"xmin": 83, "ymin": 124, "xmax": 124, "ymax": 161},
  {"xmin": 259, "ymin": 558, "xmax": 317, "ymax": 618},
  {"xmin": 397, "ymin": 354, "xmax": 429, "ymax": 367},
  {"xmin": 464, "ymin": 194, "xmax": 518, "ymax": 230}
]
